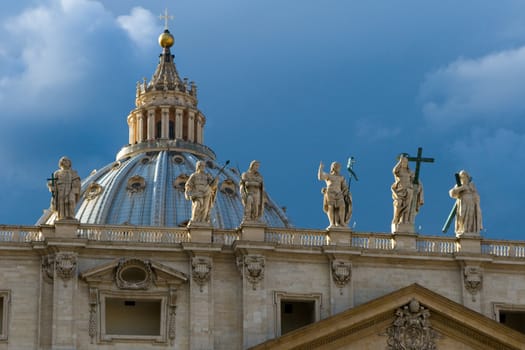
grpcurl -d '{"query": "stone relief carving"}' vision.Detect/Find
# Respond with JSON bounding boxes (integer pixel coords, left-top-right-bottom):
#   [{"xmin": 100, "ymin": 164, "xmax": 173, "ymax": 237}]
[
  {"xmin": 331, "ymin": 260, "xmax": 351, "ymax": 294},
  {"xmin": 244, "ymin": 255, "xmax": 265, "ymax": 290},
  {"xmin": 383, "ymin": 298, "xmax": 438, "ymax": 350},
  {"xmin": 48, "ymin": 156, "xmax": 81, "ymax": 220},
  {"xmin": 191, "ymin": 257, "xmax": 212, "ymax": 292},
  {"xmin": 55, "ymin": 253, "xmax": 77, "ymax": 285},
  {"xmin": 318, "ymin": 161, "xmax": 352, "ymax": 229},
  {"xmin": 464, "ymin": 266, "xmax": 483, "ymax": 301},
  {"xmin": 41, "ymin": 255, "xmax": 55, "ymax": 283},
  {"xmin": 240, "ymin": 160, "xmax": 265, "ymax": 223},
  {"xmin": 88, "ymin": 287, "xmax": 98, "ymax": 344},
  {"xmin": 115, "ymin": 258, "xmax": 153, "ymax": 290}
]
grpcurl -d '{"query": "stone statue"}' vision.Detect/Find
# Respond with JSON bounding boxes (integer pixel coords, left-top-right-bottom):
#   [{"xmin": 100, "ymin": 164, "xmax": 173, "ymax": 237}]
[
  {"xmin": 185, "ymin": 161, "xmax": 218, "ymax": 225},
  {"xmin": 318, "ymin": 161, "xmax": 352, "ymax": 229},
  {"xmin": 48, "ymin": 156, "xmax": 81, "ymax": 220},
  {"xmin": 240, "ymin": 160, "xmax": 265, "ymax": 223},
  {"xmin": 391, "ymin": 155, "xmax": 424, "ymax": 228},
  {"xmin": 449, "ymin": 170, "xmax": 482, "ymax": 235}
]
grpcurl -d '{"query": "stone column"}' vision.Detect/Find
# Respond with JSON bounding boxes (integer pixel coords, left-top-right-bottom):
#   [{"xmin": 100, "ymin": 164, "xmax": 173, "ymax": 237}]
[
  {"xmin": 52, "ymin": 252, "xmax": 78, "ymax": 350},
  {"xmin": 137, "ymin": 113, "xmax": 145, "ymax": 142},
  {"xmin": 189, "ymin": 256, "xmax": 214, "ymax": 349},
  {"xmin": 161, "ymin": 107, "xmax": 169, "ymax": 139},
  {"xmin": 196, "ymin": 116, "xmax": 203, "ymax": 144},
  {"xmin": 147, "ymin": 108, "xmax": 155, "ymax": 140},
  {"xmin": 188, "ymin": 111, "xmax": 195, "ymax": 142},
  {"xmin": 175, "ymin": 108, "xmax": 183, "ymax": 139},
  {"xmin": 239, "ymin": 254, "xmax": 267, "ymax": 349},
  {"xmin": 127, "ymin": 114, "xmax": 136, "ymax": 144}
]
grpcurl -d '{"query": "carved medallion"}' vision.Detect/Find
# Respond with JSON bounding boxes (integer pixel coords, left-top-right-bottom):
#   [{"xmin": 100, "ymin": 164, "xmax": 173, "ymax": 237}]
[
  {"xmin": 115, "ymin": 258, "xmax": 153, "ymax": 290},
  {"xmin": 464, "ymin": 266, "xmax": 483, "ymax": 301},
  {"xmin": 192, "ymin": 257, "xmax": 211, "ymax": 292},
  {"xmin": 55, "ymin": 253, "xmax": 77, "ymax": 283},
  {"xmin": 244, "ymin": 255, "xmax": 265, "ymax": 290},
  {"xmin": 384, "ymin": 298, "xmax": 438, "ymax": 350},
  {"xmin": 331, "ymin": 260, "xmax": 351, "ymax": 293}
]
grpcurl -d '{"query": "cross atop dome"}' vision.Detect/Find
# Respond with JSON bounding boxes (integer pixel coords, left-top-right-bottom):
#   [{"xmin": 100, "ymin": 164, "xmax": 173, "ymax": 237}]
[{"xmin": 160, "ymin": 8, "xmax": 174, "ymax": 30}]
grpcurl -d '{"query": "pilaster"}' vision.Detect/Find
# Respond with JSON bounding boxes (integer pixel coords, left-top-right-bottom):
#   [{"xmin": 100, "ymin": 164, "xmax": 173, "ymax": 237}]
[
  {"xmin": 52, "ymin": 252, "xmax": 78, "ymax": 350},
  {"xmin": 188, "ymin": 224, "xmax": 212, "ymax": 243},
  {"xmin": 457, "ymin": 233, "xmax": 482, "ymax": 254},
  {"xmin": 329, "ymin": 259, "xmax": 353, "ymax": 314},
  {"xmin": 237, "ymin": 254, "xmax": 267, "ymax": 349},
  {"xmin": 189, "ymin": 256, "xmax": 214, "ymax": 350},
  {"xmin": 137, "ymin": 113, "xmax": 145, "ymax": 142},
  {"xmin": 175, "ymin": 108, "xmax": 183, "ymax": 139}
]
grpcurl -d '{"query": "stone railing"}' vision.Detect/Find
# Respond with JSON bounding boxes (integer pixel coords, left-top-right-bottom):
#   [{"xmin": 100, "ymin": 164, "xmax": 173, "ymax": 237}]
[
  {"xmin": 265, "ymin": 228, "xmax": 329, "ymax": 246},
  {"xmin": 416, "ymin": 236, "xmax": 458, "ymax": 254},
  {"xmin": 481, "ymin": 240, "xmax": 525, "ymax": 258},
  {"xmin": 77, "ymin": 225, "xmax": 190, "ymax": 244},
  {"xmin": 1, "ymin": 223, "xmax": 525, "ymax": 259},
  {"xmin": 0, "ymin": 225, "xmax": 44, "ymax": 242},
  {"xmin": 212, "ymin": 230, "xmax": 241, "ymax": 245}
]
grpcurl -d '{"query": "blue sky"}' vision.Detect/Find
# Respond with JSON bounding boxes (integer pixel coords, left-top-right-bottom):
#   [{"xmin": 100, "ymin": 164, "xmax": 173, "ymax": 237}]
[{"xmin": 1, "ymin": 0, "xmax": 525, "ymax": 240}]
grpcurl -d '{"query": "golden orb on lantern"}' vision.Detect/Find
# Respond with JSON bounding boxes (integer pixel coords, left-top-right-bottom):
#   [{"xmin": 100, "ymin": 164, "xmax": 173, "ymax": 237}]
[{"xmin": 158, "ymin": 30, "xmax": 174, "ymax": 48}]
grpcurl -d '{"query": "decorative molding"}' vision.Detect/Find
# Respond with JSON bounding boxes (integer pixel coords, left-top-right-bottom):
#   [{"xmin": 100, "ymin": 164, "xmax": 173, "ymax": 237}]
[
  {"xmin": 168, "ymin": 287, "xmax": 177, "ymax": 345},
  {"xmin": 115, "ymin": 258, "xmax": 153, "ymax": 290},
  {"xmin": 85, "ymin": 183, "xmax": 103, "ymax": 200},
  {"xmin": 331, "ymin": 260, "xmax": 351, "ymax": 294},
  {"xmin": 244, "ymin": 255, "xmax": 265, "ymax": 290},
  {"xmin": 55, "ymin": 253, "xmax": 77, "ymax": 286},
  {"xmin": 88, "ymin": 287, "xmax": 98, "ymax": 344},
  {"xmin": 41, "ymin": 255, "xmax": 54, "ymax": 283},
  {"xmin": 464, "ymin": 266, "xmax": 483, "ymax": 302},
  {"xmin": 383, "ymin": 298, "xmax": 439, "ymax": 350},
  {"xmin": 191, "ymin": 257, "xmax": 212, "ymax": 292}
]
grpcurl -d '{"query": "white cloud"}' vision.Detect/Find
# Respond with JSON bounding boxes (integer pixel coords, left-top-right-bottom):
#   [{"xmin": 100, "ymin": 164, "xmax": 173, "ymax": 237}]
[
  {"xmin": 355, "ymin": 118, "xmax": 401, "ymax": 142},
  {"xmin": 420, "ymin": 46, "xmax": 525, "ymax": 127},
  {"xmin": 117, "ymin": 7, "xmax": 160, "ymax": 50}
]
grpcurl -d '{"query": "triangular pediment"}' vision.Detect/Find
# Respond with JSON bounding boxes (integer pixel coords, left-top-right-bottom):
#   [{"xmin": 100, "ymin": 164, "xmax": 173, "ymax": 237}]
[
  {"xmin": 251, "ymin": 284, "xmax": 525, "ymax": 350},
  {"xmin": 80, "ymin": 258, "xmax": 187, "ymax": 289}
]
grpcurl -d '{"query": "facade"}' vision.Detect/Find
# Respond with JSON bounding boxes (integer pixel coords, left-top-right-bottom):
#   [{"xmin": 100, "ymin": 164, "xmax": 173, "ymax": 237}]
[{"xmin": 1, "ymin": 26, "xmax": 525, "ymax": 350}]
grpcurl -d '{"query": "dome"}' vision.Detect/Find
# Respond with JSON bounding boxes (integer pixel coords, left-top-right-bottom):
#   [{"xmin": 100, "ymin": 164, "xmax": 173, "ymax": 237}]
[{"xmin": 38, "ymin": 25, "xmax": 291, "ymax": 229}]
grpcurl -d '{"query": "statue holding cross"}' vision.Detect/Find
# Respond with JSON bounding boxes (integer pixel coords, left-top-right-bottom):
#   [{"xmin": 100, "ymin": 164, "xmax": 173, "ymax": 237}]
[{"xmin": 391, "ymin": 147, "xmax": 434, "ymax": 233}]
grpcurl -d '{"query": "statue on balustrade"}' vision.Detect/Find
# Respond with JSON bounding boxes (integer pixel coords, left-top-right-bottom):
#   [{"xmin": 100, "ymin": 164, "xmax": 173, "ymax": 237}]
[
  {"xmin": 391, "ymin": 155, "xmax": 424, "ymax": 227},
  {"xmin": 449, "ymin": 170, "xmax": 482, "ymax": 235},
  {"xmin": 48, "ymin": 156, "xmax": 81, "ymax": 221},
  {"xmin": 185, "ymin": 160, "xmax": 218, "ymax": 226},
  {"xmin": 318, "ymin": 161, "xmax": 352, "ymax": 229},
  {"xmin": 240, "ymin": 160, "xmax": 265, "ymax": 223}
]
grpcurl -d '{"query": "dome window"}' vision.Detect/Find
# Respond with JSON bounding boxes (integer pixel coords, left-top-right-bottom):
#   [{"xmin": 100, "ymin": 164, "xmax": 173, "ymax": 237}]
[
  {"xmin": 173, "ymin": 174, "xmax": 189, "ymax": 191},
  {"xmin": 172, "ymin": 155, "xmax": 185, "ymax": 164},
  {"xmin": 111, "ymin": 161, "xmax": 122, "ymax": 171},
  {"xmin": 206, "ymin": 160, "xmax": 215, "ymax": 169},
  {"xmin": 141, "ymin": 157, "xmax": 151, "ymax": 164},
  {"xmin": 220, "ymin": 179, "xmax": 237, "ymax": 197},
  {"xmin": 127, "ymin": 176, "xmax": 146, "ymax": 193},
  {"xmin": 85, "ymin": 183, "xmax": 103, "ymax": 200}
]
